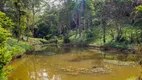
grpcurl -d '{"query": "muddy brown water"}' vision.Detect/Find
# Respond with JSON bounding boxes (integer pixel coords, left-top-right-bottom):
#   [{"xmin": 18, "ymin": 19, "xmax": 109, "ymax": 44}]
[{"xmin": 8, "ymin": 46, "xmax": 141, "ymax": 80}]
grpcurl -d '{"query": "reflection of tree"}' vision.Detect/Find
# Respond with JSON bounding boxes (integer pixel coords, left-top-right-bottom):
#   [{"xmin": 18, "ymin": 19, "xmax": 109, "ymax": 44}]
[
  {"xmin": 138, "ymin": 61, "xmax": 142, "ymax": 79},
  {"xmin": 25, "ymin": 56, "xmax": 51, "ymax": 80},
  {"xmin": 25, "ymin": 61, "xmax": 31, "ymax": 79},
  {"xmin": 51, "ymin": 75, "xmax": 61, "ymax": 80},
  {"xmin": 33, "ymin": 55, "xmax": 38, "ymax": 80},
  {"xmin": 25, "ymin": 56, "xmax": 38, "ymax": 80}
]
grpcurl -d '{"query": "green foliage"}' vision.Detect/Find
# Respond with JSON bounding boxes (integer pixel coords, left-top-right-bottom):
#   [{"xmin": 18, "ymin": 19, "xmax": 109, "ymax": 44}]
[
  {"xmin": 104, "ymin": 41, "xmax": 133, "ymax": 49},
  {"xmin": 68, "ymin": 1, "xmax": 76, "ymax": 10},
  {"xmin": 0, "ymin": 11, "xmax": 14, "ymax": 29},
  {"xmin": 20, "ymin": 15, "xmax": 27, "ymax": 35},
  {"xmin": 36, "ymin": 14, "xmax": 59, "ymax": 39},
  {"xmin": 0, "ymin": 47, "xmax": 12, "ymax": 69},
  {"xmin": 0, "ymin": 12, "xmax": 14, "ymax": 79},
  {"xmin": 6, "ymin": 38, "xmax": 34, "ymax": 53},
  {"xmin": 0, "ymin": 27, "xmax": 10, "ymax": 46},
  {"xmin": 0, "ymin": 11, "xmax": 12, "ymax": 46},
  {"xmin": 86, "ymin": 0, "xmax": 95, "ymax": 15},
  {"xmin": 86, "ymin": 30, "xmax": 96, "ymax": 43},
  {"xmin": 0, "ymin": 67, "xmax": 12, "ymax": 80},
  {"xmin": 0, "ymin": 46, "xmax": 13, "ymax": 80},
  {"xmin": 136, "ymin": 5, "xmax": 142, "ymax": 13}
]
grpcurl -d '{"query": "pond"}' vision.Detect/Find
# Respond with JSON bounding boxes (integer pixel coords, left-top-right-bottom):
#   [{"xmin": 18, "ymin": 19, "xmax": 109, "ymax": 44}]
[{"xmin": 8, "ymin": 46, "xmax": 141, "ymax": 80}]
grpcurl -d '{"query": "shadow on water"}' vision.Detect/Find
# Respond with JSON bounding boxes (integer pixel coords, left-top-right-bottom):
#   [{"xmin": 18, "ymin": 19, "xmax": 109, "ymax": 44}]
[{"xmin": 34, "ymin": 46, "xmax": 88, "ymax": 56}]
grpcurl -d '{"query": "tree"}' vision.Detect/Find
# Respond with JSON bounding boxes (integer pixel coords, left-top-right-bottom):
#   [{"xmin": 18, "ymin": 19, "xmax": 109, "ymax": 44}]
[
  {"xmin": 0, "ymin": 0, "xmax": 7, "ymax": 12},
  {"xmin": 13, "ymin": 0, "xmax": 26, "ymax": 41}
]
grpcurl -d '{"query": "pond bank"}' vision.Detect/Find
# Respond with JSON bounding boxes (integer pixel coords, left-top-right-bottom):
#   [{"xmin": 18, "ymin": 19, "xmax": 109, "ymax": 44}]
[
  {"xmin": 41, "ymin": 43, "xmax": 136, "ymax": 54},
  {"xmin": 25, "ymin": 37, "xmax": 141, "ymax": 55}
]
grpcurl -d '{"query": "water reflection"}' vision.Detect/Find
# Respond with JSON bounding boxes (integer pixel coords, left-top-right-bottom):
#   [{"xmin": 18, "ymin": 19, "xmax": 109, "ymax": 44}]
[
  {"xmin": 8, "ymin": 46, "xmax": 141, "ymax": 80},
  {"xmin": 12, "ymin": 55, "xmax": 63, "ymax": 80},
  {"xmin": 51, "ymin": 75, "xmax": 61, "ymax": 80}
]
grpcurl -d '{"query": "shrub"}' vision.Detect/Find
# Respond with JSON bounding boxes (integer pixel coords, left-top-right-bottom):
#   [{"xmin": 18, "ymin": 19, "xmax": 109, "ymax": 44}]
[
  {"xmin": 136, "ymin": 5, "xmax": 142, "ymax": 13},
  {"xmin": 86, "ymin": 31, "xmax": 95, "ymax": 43},
  {"xmin": 64, "ymin": 36, "xmax": 70, "ymax": 43},
  {"xmin": 0, "ymin": 46, "xmax": 13, "ymax": 80},
  {"xmin": 104, "ymin": 41, "xmax": 133, "ymax": 49},
  {"xmin": 0, "ymin": 26, "xmax": 10, "ymax": 46},
  {"xmin": 0, "ymin": 47, "xmax": 12, "ymax": 69},
  {"xmin": 0, "ymin": 11, "xmax": 14, "ymax": 29},
  {"xmin": 7, "ymin": 38, "xmax": 34, "ymax": 52}
]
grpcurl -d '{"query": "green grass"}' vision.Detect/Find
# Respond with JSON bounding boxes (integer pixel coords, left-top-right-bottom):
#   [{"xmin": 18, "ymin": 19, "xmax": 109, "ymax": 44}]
[{"xmin": 104, "ymin": 41, "xmax": 134, "ymax": 49}]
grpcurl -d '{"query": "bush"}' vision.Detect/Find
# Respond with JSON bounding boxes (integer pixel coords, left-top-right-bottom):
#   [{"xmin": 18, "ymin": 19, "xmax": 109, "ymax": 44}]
[
  {"xmin": 136, "ymin": 5, "xmax": 142, "ymax": 13},
  {"xmin": 7, "ymin": 38, "xmax": 34, "ymax": 52},
  {"xmin": 0, "ymin": 47, "xmax": 13, "ymax": 80},
  {"xmin": 86, "ymin": 31, "xmax": 96, "ymax": 43},
  {"xmin": 0, "ymin": 26, "xmax": 10, "ymax": 46},
  {"xmin": 0, "ymin": 11, "xmax": 14, "ymax": 29},
  {"xmin": 0, "ymin": 47, "xmax": 12, "ymax": 69},
  {"xmin": 64, "ymin": 36, "xmax": 70, "ymax": 43}
]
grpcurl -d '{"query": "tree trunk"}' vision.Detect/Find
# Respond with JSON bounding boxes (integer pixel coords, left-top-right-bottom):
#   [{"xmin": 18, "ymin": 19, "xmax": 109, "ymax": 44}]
[
  {"xmin": 18, "ymin": 8, "xmax": 21, "ymax": 42},
  {"xmin": 110, "ymin": 30, "xmax": 115, "ymax": 42},
  {"xmin": 26, "ymin": 15, "xmax": 30, "ymax": 41},
  {"xmin": 116, "ymin": 23, "xmax": 122, "ymax": 42},
  {"xmin": 103, "ymin": 24, "xmax": 106, "ymax": 43},
  {"xmin": 0, "ymin": 5, "xmax": 4, "ymax": 12},
  {"xmin": 32, "ymin": 1, "xmax": 35, "ymax": 37},
  {"xmin": 101, "ymin": 17, "xmax": 106, "ymax": 43},
  {"xmin": 135, "ymin": 28, "xmax": 140, "ymax": 44}
]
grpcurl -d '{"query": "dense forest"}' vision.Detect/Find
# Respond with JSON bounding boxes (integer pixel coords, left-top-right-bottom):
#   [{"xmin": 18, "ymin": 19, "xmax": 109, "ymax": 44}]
[
  {"xmin": 0, "ymin": 0, "xmax": 142, "ymax": 45},
  {"xmin": 0, "ymin": 0, "xmax": 142, "ymax": 80}
]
